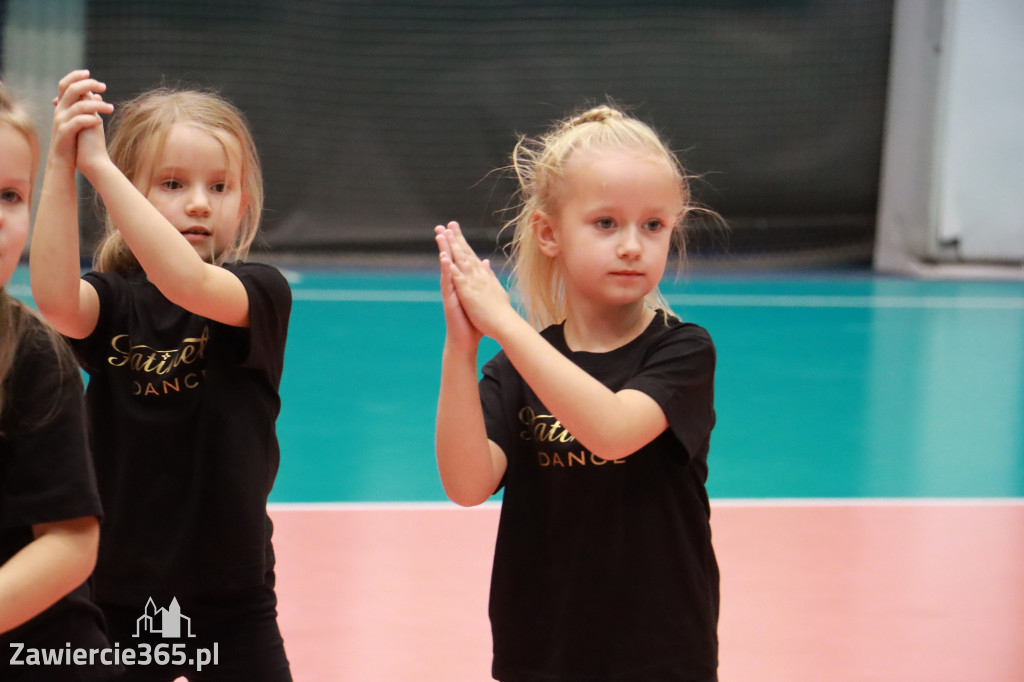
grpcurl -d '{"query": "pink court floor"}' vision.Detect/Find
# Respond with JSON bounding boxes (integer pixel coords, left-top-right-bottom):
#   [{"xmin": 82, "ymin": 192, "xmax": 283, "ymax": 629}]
[{"xmin": 267, "ymin": 501, "xmax": 1024, "ymax": 682}]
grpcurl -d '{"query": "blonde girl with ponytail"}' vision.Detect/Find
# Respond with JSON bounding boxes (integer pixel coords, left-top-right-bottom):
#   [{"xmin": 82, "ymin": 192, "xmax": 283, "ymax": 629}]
[{"xmin": 434, "ymin": 103, "xmax": 720, "ymax": 682}]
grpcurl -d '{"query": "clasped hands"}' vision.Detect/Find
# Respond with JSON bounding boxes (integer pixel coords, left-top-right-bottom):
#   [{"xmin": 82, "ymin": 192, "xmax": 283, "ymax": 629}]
[{"xmin": 434, "ymin": 221, "xmax": 516, "ymax": 345}]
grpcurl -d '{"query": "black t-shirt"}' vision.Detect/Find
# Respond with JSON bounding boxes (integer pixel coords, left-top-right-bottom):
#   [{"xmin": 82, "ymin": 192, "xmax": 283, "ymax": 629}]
[
  {"xmin": 71, "ymin": 263, "xmax": 291, "ymax": 604},
  {"xmin": 0, "ymin": 311, "xmax": 108, "ymax": 654},
  {"xmin": 480, "ymin": 313, "xmax": 719, "ymax": 682}
]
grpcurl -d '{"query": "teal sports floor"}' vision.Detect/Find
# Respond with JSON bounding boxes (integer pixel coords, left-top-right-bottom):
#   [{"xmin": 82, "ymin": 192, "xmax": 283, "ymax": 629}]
[
  {"xmin": 269, "ymin": 266, "xmax": 1024, "ymax": 503},
  {"xmin": 14, "ymin": 264, "xmax": 1022, "ymax": 502}
]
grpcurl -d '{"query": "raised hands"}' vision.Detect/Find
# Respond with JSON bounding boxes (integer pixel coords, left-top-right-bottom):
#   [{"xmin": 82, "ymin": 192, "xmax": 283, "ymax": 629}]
[
  {"xmin": 434, "ymin": 220, "xmax": 512, "ymax": 505},
  {"xmin": 32, "ymin": 70, "xmax": 112, "ymax": 340},
  {"xmin": 434, "ymin": 221, "xmax": 517, "ymax": 345},
  {"xmin": 435, "ymin": 221, "xmax": 482, "ymax": 351},
  {"xmin": 50, "ymin": 70, "xmax": 112, "ymax": 176}
]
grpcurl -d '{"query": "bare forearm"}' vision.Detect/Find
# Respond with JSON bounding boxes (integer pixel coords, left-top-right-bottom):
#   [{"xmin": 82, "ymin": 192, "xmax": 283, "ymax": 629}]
[
  {"xmin": 84, "ymin": 160, "xmax": 205, "ymax": 295},
  {"xmin": 492, "ymin": 313, "xmax": 665, "ymax": 460},
  {"xmin": 80, "ymin": 160, "xmax": 250, "ymax": 326},
  {"xmin": 436, "ymin": 343, "xmax": 503, "ymax": 506},
  {"xmin": 0, "ymin": 518, "xmax": 98, "ymax": 634},
  {"xmin": 438, "ymin": 220, "xmax": 663, "ymax": 458},
  {"xmin": 32, "ymin": 69, "xmax": 113, "ymax": 332},
  {"xmin": 30, "ymin": 160, "xmax": 84, "ymax": 323}
]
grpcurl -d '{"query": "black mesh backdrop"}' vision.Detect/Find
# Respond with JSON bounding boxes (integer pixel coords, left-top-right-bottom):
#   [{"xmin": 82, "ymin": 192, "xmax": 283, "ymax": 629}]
[{"xmin": 81, "ymin": 0, "xmax": 893, "ymax": 263}]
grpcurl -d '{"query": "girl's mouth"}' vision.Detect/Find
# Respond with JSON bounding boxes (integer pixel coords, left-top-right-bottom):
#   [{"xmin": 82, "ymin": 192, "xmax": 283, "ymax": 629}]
[{"xmin": 181, "ymin": 226, "xmax": 211, "ymax": 242}]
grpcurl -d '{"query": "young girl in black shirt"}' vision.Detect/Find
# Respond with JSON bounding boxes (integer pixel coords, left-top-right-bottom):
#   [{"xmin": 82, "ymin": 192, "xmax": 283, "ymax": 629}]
[
  {"xmin": 0, "ymin": 81, "xmax": 113, "ymax": 681},
  {"xmin": 31, "ymin": 71, "xmax": 292, "ymax": 681},
  {"xmin": 435, "ymin": 104, "xmax": 719, "ymax": 681}
]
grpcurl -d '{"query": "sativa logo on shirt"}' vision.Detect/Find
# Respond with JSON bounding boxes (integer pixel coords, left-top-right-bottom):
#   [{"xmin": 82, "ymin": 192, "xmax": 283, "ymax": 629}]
[
  {"xmin": 517, "ymin": 406, "xmax": 576, "ymax": 444},
  {"xmin": 517, "ymin": 406, "xmax": 625, "ymax": 468},
  {"xmin": 106, "ymin": 325, "xmax": 210, "ymax": 396},
  {"xmin": 134, "ymin": 597, "xmax": 196, "ymax": 638},
  {"xmin": 107, "ymin": 325, "xmax": 210, "ymax": 375}
]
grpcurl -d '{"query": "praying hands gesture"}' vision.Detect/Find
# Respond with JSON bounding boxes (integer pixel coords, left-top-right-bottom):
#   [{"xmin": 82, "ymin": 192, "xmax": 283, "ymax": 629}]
[
  {"xmin": 433, "ymin": 219, "xmax": 671, "ymax": 489},
  {"xmin": 434, "ymin": 221, "xmax": 518, "ymax": 347}
]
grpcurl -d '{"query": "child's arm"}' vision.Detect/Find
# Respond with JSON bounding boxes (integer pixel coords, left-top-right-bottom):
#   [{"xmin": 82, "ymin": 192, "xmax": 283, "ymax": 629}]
[
  {"xmin": 71, "ymin": 95, "xmax": 253, "ymax": 328},
  {"xmin": 437, "ymin": 222, "xmax": 668, "ymax": 461},
  {"xmin": 434, "ymin": 224, "xmax": 507, "ymax": 506},
  {"xmin": 0, "ymin": 516, "xmax": 99, "ymax": 634},
  {"xmin": 77, "ymin": 141, "xmax": 252, "ymax": 327},
  {"xmin": 30, "ymin": 71, "xmax": 110, "ymax": 339},
  {"xmin": 33, "ymin": 71, "xmax": 252, "ymax": 328}
]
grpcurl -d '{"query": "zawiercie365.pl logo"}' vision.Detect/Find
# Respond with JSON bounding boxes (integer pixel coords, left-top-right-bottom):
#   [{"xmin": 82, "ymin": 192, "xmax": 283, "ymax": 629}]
[{"xmin": 9, "ymin": 597, "xmax": 219, "ymax": 672}]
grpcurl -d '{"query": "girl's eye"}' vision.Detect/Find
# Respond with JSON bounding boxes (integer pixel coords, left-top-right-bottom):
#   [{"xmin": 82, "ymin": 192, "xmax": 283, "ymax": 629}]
[
  {"xmin": 595, "ymin": 218, "xmax": 615, "ymax": 230},
  {"xmin": 161, "ymin": 179, "xmax": 182, "ymax": 190},
  {"xmin": 644, "ymin": 219, "xmax": 665, "ymax": 232},
  {"xmin": 211, "ymin": 182, "xmax": 226, "ymax": 193},
  {"xmin": 0, "ymin": 189, "xmax": 24, "ymax": 204}
]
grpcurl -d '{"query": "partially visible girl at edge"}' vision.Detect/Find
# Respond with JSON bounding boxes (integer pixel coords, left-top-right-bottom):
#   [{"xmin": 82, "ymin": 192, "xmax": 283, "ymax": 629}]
[
  {"xmin": 435, "ymin": 104, "xmax": 719, "ymax": 682},
  {"xmin": 0, "ymin": 81, "xmax": 115, "ymax": 681},
  {"xmin": 30, "ymin": 70, "xmax": 292, "ymax": 681}
]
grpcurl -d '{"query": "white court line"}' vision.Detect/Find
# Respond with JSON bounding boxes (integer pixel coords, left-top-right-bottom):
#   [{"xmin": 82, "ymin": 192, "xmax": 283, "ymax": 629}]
[
  {"xmin": 294, "ymin": 289, "xmax": 441, "ymax": 303},
  {"xmin": 663, "ymin": 294, "xmax": 1024, "ymax": 309},
  {"xmin": 291, "ymin": 289, "xmax": 1024, "ymax": 309},
  {"xmin": 708, "ymin": 497, "xmax": 1024, "ymax": 507},
  {"xmin": 14, "ymin": 281, "xmax": 1021, "ymax": 309},
  {"xmin": 268, "ymin": 500, "xmax": 500, "ymax": 512},
  {"xmin": 268, "ymin": 498, "xmax": 1023, "ymax": 512}
]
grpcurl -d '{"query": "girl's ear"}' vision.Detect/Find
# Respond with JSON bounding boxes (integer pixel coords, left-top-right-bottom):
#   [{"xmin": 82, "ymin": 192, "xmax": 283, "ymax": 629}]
[{"xmin": 533, "ymin": 211, "xmax": 559, "ymax": 258}]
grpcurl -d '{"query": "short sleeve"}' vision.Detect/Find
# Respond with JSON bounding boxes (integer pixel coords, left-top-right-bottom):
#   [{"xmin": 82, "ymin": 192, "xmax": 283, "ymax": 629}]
[
  {"xmin": 624, "ymin": 324, "xmax": 716, "ymax": 462},
  {"xmin": 0, "ymin": 330, "xmax": 101, "ymax": 529},
  {"xmin": 479, "ymin": 351, "xmax": 515, "ymax": 454},
  {"xmin": 227, "ymin": 263, "xmax": 292, "ymax": 381},
  {"xmin": 70, "ymin": 270, "xmax": 128, "ymax": 373}
]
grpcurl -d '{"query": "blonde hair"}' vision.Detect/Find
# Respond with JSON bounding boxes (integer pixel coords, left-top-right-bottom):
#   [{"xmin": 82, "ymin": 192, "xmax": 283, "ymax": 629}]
[
  {"xmin": 0, "ymin": 82, "xmax": 40, "ymax": 201},
  {"xmin": 504, "ymin": 104, "xmax": 697, "ymax": 329},
  {"xmin": 94, "ymin": 88, "xmax": 263, "ymax": 272},
  {"xmin": 0, "ymin": 82, "xmax": 75, "ymax": 426}
]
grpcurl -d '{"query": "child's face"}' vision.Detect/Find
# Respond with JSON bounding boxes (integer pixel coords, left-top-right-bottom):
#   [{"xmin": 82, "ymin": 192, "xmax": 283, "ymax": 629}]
[
  {"xmin": 540, "ymin": 146, "xmax": 682, "ymax": 309},
  {"xmin": 0, "ymin": 123, "xmax": 33, "ymax": 287},
  {"xmin": 143, "ymin": 123, "xmax": 246, "ymax": 263}
]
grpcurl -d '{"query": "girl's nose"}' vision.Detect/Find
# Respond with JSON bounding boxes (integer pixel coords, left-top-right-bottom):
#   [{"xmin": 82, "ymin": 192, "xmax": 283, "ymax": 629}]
[
  {"xmin": 185, "ymin": 188, "xmax": 211, "ymax": 216},
  {"xmin": 617, "ymin": 226, "xmax": 642, "ymax": 258}
]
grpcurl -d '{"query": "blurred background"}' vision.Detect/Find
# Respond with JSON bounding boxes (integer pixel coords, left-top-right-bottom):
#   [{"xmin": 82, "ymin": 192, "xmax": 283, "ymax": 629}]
[{"xmin": 3, "ymin": 0, "xmax": 1020, "ymax": 276}]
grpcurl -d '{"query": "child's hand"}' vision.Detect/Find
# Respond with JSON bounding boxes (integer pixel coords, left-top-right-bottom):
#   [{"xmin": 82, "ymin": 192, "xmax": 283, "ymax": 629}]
[
  {"xmin": 435, "ymin": 222, "xmax": 482, "ymax": 351},
  {"xmin": 49, "ymin": 70, "xmax": 112, "ymax": 173},
  {"xmin": 435, "ymin": 221, "xmax": 517, "ymax": 340}
]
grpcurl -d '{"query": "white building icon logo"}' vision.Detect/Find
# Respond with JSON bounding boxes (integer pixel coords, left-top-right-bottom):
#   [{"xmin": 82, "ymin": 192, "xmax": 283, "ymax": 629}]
[{"xmin": 133, "ymin": 597, "xmax": 196, "ymax": 638}]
